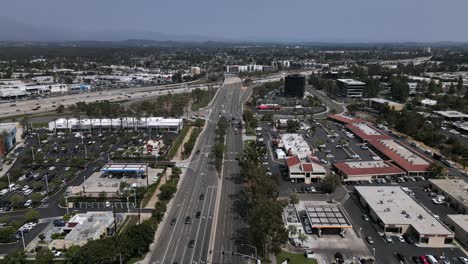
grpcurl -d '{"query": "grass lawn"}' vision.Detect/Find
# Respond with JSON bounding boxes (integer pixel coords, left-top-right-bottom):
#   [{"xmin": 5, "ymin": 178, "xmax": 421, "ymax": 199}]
[{"xmin": 276, "ymin": 250, "xmax": 318, "ymax": 264}]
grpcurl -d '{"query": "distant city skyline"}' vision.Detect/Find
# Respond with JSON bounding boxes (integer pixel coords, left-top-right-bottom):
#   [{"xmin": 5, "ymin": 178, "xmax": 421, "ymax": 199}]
[{"xmin": 0, "ymin": 0, "xmax": 468, "ymax": 42}]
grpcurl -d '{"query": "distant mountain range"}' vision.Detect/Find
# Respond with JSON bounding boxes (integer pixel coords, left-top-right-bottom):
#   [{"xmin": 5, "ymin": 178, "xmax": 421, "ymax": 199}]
[
  {"xmin": 1, "ymin": 17, "xmax": 467, "ymax": 47},
  {"xmin": 0, "ymin": 17, "xmax": 226, "ymax": 42}
]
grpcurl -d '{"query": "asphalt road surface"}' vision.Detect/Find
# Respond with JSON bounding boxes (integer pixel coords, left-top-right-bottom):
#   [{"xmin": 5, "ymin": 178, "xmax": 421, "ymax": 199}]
[
  {"xmin": 147, "ymin": 77, "xmax": 244, "ymax": 264},
  {"xmin": 0, "ymin": 82, "xmax": 219, "ymax": 119}
]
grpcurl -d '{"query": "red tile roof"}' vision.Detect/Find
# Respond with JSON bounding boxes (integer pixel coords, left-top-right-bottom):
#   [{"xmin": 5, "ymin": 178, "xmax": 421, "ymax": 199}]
[
  {"xmin": 345, "ymin": 123, "xmax": 392, "ymax": 141},
  {"xmin": 367, "ymin": 139, "xmax": 431, "ymax": 173},
  {"xmin": 286, "ymin": 155, "xmax": 301, "ymax": 167},
  {"xmin": 333, "ymin": 161, "xmax": 405, "ymax": 177},
  {"xmin": 301, "ymin": 163, "xmax": 314, "ymax": 172},
  {"xmin": 328, "ymin": 114, "xmax": 365, "ymax": 124}
]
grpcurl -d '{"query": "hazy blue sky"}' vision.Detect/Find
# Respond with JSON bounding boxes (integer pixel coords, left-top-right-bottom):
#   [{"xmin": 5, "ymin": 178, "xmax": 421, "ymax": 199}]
[{"xmin": 1, "ymin": 0, "xmax": 468, "ymax": 42}]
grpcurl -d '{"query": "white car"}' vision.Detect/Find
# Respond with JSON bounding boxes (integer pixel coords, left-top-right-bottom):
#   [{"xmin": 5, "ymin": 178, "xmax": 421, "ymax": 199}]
[
  {"xmin": 432, "ymin": 198, "xmax": 445, "ymax": 204},
  {"xmin": 326, "ymin": 154, "xmax": 334, "ymax": 158},
  {"xmin": 105, "ymin": 201, "xmax": 111, "ymax": 208},
  {"xmin": 320, "ymin": 159, "xmax": 328, "ymax": 164},
  {"xmin": 397, "ymin": 235, "xmax": 405, "ymax": 243},
  {"xmin": 24, "ymin": 200, "xmax": 32, "ymax": 207},
  {"xmin": 21, "ymin": 185, "xmax": 29, "ymax": 191},
  {"xmin": 460, "ymin": 257, "xmax": 468, "ymax": 264},
  {"xmin": 23, "ymin": 189, "xmax": 33, "ymax": 196}
]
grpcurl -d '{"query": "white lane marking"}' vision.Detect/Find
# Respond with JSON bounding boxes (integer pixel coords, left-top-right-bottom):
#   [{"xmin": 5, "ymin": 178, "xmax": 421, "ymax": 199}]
[
  {"xmin": 160, "ymin": 199, "xmax": 186, "ymax": 264},
  {"xmin": 197, "ymin": 185, "xmax": 216, "ymax": 263}
]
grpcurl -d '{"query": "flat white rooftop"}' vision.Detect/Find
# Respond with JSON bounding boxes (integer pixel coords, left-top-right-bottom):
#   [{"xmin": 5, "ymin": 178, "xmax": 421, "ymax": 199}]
[
  {"xmin": 337, "ymin": 79, "xmax": 366, "ymax": 85},
  {"xmin": 434, "ymin": 111, "xmax": 468, "ymax": 119},
  {"xmin": 356, "ymin": 186, "xmax": 453, "ymax": 236},
  {"xmin": 447, "ymin": 215, "xmax": 468, "ymax": 232},
  {"xmin": 347, "ymin": 160, "xmax": 390, "ymax": 169},
  {"xmin": 378, "ymin": 139, "xmax": 429, "ymax": 166},
  {"xmin": 281, "ymin": 133, "xmax": 311, "ymax": 160}
]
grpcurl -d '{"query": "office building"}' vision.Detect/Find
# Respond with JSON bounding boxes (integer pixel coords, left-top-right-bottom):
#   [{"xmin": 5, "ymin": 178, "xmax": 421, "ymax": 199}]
[
  {"xmin": 0, "ymin": 123, "xmax": 17, "ymax": 157},
  {"xmin": 286, "ymin": 155, "xmax": 326, "ymax": 183},
  {"xmin": 333, "ymin": 160, "xmax": 405, "ymax": 182},
  {"xmin": 336, "ymin": 79, "xmax": 365, "ymax": 98},
  {"xmin": 446, "ymin": 215, "xmax": 468, "ymax": 247},
  {"xmin": 366, "ymin": 98, "xmax": 405, "ymax": 111},
  {"xmin": 284, "ymin": 74, "xmax": 305, "ymax": 97}
]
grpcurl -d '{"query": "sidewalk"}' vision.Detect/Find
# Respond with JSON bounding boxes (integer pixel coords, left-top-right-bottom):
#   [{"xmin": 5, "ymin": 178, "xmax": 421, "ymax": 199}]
[
  {"xmin": 143, "ymin": 168, "xmax": 170, "ymax": 209},
  {"xmin": 173, "ymin": 127, "xmax": 194, "ymax": 161}
]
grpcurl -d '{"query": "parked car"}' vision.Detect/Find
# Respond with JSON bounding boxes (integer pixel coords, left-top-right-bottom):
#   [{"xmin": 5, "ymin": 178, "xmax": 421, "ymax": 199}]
[
  {"xmin": 362, "ymin": 214, "xmax": 370, "ymax": 221},
  {"xmin": 397, "ymin": 235, "xmax": 405, "ymax": 243},
  {"xmin": 334, "ymin": 252, "xmax": 344, "ymax": 264},
  {"xmin": 24, "ymin": 200, "xmax": 32, "ymax": 207},
  {"xmin": 366, "ymin": 236, "xmax": 374, "ymax": 244}
]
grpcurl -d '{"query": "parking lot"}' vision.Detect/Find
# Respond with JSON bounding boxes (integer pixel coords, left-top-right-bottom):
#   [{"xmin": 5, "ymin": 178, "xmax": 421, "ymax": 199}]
[{"xmin": 0, "ymin": 128, "xmax": 161, "ymax": 212}]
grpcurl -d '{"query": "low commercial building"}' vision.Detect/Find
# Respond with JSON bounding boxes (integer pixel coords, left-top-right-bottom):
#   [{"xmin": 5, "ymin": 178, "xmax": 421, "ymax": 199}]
[
  {"xmin": 285, "ymin": 155, "xmax": 326, "ymax": 183},
  {"xmin": 446, "ymin": 215, "xmax": 468, "ymax": 247},
  {"xmin": 280, "ymin": 133, "xmax": 312, "ymax": 159},
  {"xmin": 333, "ymin": 160, "xmax": 406, "ymax": 182},
  {"xmin": 366, "ymin": 98, "xmax": 405, "ymax": 111},
  {"xmin": 0, "ymin": 123, "xmax": 17, "ymax": 157},
  {"xmin": 429, "ymin": 179, "xmax": 468, "ymax": 214},
  {"xmin": 434, "ymin": 110, "xmax": 468, "ymax": 121},
  {"xmin": 49, "ymin": 212, "xmax": 115, "ymax": 249},
  {"xmin": 336, "ymin": 79, "xmax": 366, "ymax": 98},
  {"xmin": 355, "ymin": 186, "xmax": 454, "ymax": 247},
  {"xmin": 367, "ymin": 139, "xmax": 431, "ymax": 175},
  {"xmin": 345, "ymin": 122, "xmax": 391, "ymax": 142},
  {"xmin": 284, "ymin": 201, "xmax": 352, "ymax": 237},
  {"xmin": 0, "ymin": 88, "xmax": 27, "ymax": 99},
  {"xmin": 48, "ymin": 117, "xmax": 183, "ymax": 132},
  {"xmin": 327, "ymin": 114, "xmax": 365, "ymax": 125}
]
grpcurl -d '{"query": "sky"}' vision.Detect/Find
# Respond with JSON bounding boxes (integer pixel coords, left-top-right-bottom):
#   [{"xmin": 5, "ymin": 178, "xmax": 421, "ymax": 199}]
[{"xmin": 1, "ymin": 0, "xmax": 468, "ymax": 42}]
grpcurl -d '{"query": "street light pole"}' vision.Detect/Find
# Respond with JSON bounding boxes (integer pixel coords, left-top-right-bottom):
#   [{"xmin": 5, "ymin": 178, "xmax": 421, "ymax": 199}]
[
  {"xmin": 65, "ymin": 195, "xmax": 69, "ymax": 215},
  {"xmin": 20, "ymin": 229, "xmax": 25, "ymax": 251},
  {"xmin": 240, "ymin": 243, "xmax": 258, "ymax": 260},
  {"xmin": 45, "ymin": 173, "xmax": 49, "ymax": 195}
]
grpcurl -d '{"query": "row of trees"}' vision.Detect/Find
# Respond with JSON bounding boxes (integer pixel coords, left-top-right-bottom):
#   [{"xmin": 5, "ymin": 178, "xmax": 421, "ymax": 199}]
[
  {"xmin": 182, "ymin": 128, "xmax": 201, "ymax": 159},
  {"xmin": 239, "ymin": 141, "xmax": 288, "ymax": 258},
  {"xmin": 214, "ymin": 117, "xmax": 229, "ymax": 172}
]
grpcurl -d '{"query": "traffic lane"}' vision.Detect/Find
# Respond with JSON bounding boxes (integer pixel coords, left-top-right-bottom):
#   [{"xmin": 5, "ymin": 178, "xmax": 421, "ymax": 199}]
[{"xmin": 148, "ymin": 91, "xmax": 222, "ymax": 264}]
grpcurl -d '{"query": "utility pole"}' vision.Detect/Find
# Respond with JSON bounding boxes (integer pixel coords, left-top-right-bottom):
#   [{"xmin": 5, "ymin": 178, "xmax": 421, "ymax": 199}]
[
  {"xmin": 45, "ymin": 174, "xmax": 49, "ymax": 194},
  {"xmin": 31, "ymin": 146, "xmax": 35, "ymax": 161},
  {"xmin": 65, "ymin": 195, "xmax": 69, "ymax": 215}
]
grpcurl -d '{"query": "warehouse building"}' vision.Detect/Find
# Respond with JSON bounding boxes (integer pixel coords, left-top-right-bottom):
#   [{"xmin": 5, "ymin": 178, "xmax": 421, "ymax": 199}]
[
  {"xmin": 367, "ymin": 139, "xmax": 431, "ymax": 175},
  {"xmin": 48, "ymin": 117, "xmax": 183, "ymax": 132},
  {"xmin": 429, "ymin": 179, "xmax": 468, "ymax": 214},
  {"xmin": 355, "ymin": 186, "xmax": 454, "ymax": 247},
  {"xmin": 284, "ymin": 74, "xmax": 305, "ymax": 97},
  {"xmin": 336, "ymin": 79, "xmax": 365, "ymax": 98},
  {"xmin": 333, "ymin": 160, "xmax": 405, "ymax": 182}
]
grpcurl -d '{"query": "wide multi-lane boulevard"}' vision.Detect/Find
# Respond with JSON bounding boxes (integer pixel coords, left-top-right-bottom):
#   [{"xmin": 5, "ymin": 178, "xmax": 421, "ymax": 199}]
[{"xmin": 147, "ymin": 77, "xmax": 246, "ymax": 264}]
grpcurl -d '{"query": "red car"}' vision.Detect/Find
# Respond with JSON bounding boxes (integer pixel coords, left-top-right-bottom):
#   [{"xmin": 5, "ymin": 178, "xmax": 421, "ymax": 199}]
[{"xmin": 419, "ymin": 255, "xmax": 429, "ymax": 264}]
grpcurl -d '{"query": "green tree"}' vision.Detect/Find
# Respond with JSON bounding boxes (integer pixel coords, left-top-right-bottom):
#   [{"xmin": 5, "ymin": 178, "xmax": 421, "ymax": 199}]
[
  {"xmin": 0, "ymin": 226, "xmax": 16, "ymax": 243},
  {"xmin": 31, "ymin": 193, "xmax": 43, "ymax": 203},
  {"xmin": 427, "ymin": 162, "xmax": 446, "ymax": 178},
  {"xmin": 286, "ymin": 120, "xmax": 300, "ymax": 132},
  {"xmin": 261, "ymin": 112, "xmax": 274, "ymax": 122},
  {"xmin": 35, "ymin": 248, "xmax": 54, "ymax": 264},
  {"xmin": 320, "ymin": 174, "xmax": 342, "ymax": 193},
  {"xmin": 288, "ymin": 225, "xmax": 297, "ymax": 236},
  {"xmin": 38, "ymin": 233, "xmax": 45, "ymax": 241},
  {"xmin": 457, "ymin": 75, "xmax": 464, "ymax": 93},
  {"xmin": 158, "ymin": 183, "xmax": 177, "ymax": 200},
  {"xmin": 0, "ymin": 215, "xmax": 10, "ymax": 224},
  {"xmin": 25, "ymin": 209, "xmax": 40, "ymax": 222},
  {"xmin": 10, "ymin": 194, "xmax": 24, "ymax": 209},
  {"xmin": 1, "ymin": 250, "xmax": 27, "ymax": 264},
  {"xmin": 56, "ymin": 105, "xmax": 65, "ymax": 113},
  {"xmin": 289, "ymin": 194, "xmax": 299, "ymax": 205}
]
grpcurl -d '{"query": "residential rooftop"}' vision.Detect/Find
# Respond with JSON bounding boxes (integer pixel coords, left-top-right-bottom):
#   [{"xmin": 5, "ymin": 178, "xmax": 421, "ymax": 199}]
[
  {"xmin": 355, "ymin": 186, "xmax": 453, "ymax": 236},
  {"xmin": 434, "ymin": 111, "xmax": 468, "ymax": 119}
]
